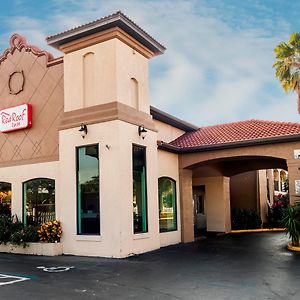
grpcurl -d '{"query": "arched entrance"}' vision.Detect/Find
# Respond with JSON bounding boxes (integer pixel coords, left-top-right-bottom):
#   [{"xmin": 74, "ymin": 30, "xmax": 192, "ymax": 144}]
[
  {"xmin": 176, "ymin": 140, "xmax": 300, "ymax": 243},
  {"xmin": 190, "ymin": 155, "xmax": 287, "ymax": 238}
]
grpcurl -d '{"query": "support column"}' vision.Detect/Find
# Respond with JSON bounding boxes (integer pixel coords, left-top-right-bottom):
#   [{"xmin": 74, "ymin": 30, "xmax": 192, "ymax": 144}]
[
  {"xmin": 179, "ymin": 168, "xmax": 194, "ymax": 243},
  {"xmin": 266, "ymin": 169, "xmax": 274, "ymax": 203},
  {"xmin": 258, "ymin": 170, "xmax": 268, "ymax": 224},
  {"xmin": 287, "ymin": 161, "xmax": 300, "ymax": 204},
  {"xmin": 204, "ymin": 176, "xmax": 231, "ymax": 233}
]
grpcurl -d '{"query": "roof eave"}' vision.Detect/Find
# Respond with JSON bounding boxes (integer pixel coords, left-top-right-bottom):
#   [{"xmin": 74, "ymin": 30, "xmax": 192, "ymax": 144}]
[
  {"xmin": 159, "ymin": 134, "xmax": 300, "ymax": 154},
  {"xmin": 150, "ymin": 106, "xmax": 198, "ymax": 132},
  {"xmin": 46, "ymin": 12, "xmax": 166, "ymax": 56}
]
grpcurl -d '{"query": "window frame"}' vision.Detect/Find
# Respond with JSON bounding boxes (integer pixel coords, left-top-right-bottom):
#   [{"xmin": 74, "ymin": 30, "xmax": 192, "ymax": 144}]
[
  {"xmin": 76, "ymin": 143, "xmax": 100, "ymax": 236},
  {"xmin": 158, "ymin": 176, "xmax": 178, "ymax": 233},
  {"xmin": 22, "ymin": 177, "xmax": 55, "ymax": 226},
  {"xmin": 0, "ymin": 181, "xmax": 12, "ymax": 217},
  {"xmin": 132, "ymin": 144, "xmax": 148, "ymax": 234}
]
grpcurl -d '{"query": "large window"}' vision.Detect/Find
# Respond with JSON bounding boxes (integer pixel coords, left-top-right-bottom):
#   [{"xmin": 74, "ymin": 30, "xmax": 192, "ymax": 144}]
[
  {"xmin": 133, "ymin": 145, "xmax": 148, "ymax": 233},
  {"xmin": 0, "ymin": 182, "xmax": 12, "ymax": 216},
  {"xmin": 23, "ymin": 178, "xmax": 55, "ymax": 225},
  {"xmin": 77, "ymin": 144, "xmax": 100, "ymax": 235},
  {"xmin": 158, "ymin": 177, "xmax": 177, "ymax": 232}
]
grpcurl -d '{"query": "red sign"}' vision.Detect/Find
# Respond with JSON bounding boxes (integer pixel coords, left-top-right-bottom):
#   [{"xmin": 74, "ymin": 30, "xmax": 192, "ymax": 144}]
[{"xmin": 0, "ymin": 104, "xmax": 32, "ymax": 133}]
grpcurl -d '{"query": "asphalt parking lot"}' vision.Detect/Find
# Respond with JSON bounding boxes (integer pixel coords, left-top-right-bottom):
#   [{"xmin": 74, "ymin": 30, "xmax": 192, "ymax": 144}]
[{"xmin": 0, "ymin": 232, "xmax": 299, "ymax": 300}]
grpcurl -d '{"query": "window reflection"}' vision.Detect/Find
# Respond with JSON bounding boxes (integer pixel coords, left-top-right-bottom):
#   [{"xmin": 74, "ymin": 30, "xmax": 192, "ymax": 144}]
[
  {"xmin": 23, "ymin": 178, "xmax": 55, "ymax": 225},
  {"xmin": 0, "ymin": 182, "xmax": 12, "ymax": 216},
  {"xmin": 133, "ymin": 145, "xmax": 148, "ymax": 234},
  {"xmin": 158, "ymin": 177, "xmax": 177, "ymax": 232},
  {"xmin": 77, "ymin": 144, "xmax": 100, "ymax": 235}
]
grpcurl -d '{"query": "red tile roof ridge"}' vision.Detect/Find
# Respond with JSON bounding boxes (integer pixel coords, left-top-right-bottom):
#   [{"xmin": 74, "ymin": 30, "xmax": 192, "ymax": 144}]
[
  {"xmin": 169, "ymin": 118, "xmax": 300, "ymax": 149},
  {"xmin": 200, "ymin": 119, "xmax": 300, "ymax": 130}
]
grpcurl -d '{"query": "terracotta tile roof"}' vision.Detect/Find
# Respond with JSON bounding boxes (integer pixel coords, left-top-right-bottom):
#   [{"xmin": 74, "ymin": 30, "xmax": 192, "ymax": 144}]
[{"xmin": 170, "ymin": 119, "xmax": 300, "ymax": 149}]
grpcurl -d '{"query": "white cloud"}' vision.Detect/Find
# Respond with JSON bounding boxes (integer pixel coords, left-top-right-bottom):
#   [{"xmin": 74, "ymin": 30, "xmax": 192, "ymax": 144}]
[{"xmin": 0, "ymin": 0, "xmax": 298, "ymax": 126}]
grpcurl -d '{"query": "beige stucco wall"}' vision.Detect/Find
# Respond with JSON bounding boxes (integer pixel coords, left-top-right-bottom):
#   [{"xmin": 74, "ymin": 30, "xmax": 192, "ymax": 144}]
[
  {"xmin": 157, "ymin": 150, "xmax": 181, "ymax": 247},
  {"xmin": 116, "ymin": 41, "xmax": 150, "ymax": 113},
  {"xmin": 179, "ymin": 168, "xmax": 194, "ymax": 242},
  {"xmin": 0, "ymin": 161, "xmax": 59, "ymax": 220},
  {"xmin": 64, "ymin": 38, "xmax": 149, "ymax": 113},
  {"xmin": 64, "ymin": 39, "xmax": 115, "ymax": 111},
  {"xmin": 193, "ymin": 176, "xmax": 231, "ymax": 233},
  {"xmin": 154, "ymin": 120, "xmax": 185, "ymax": 143},
  {"xmin": 59, "ymin": 120, "xmax": 160, "ymax": 258}
]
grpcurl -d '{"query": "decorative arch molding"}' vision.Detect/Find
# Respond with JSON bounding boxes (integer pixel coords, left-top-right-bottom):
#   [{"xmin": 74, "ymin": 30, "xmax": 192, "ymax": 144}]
[
  {"xmin": 0, "ymin": 33, "xmax": 55, "ymax": 66},
  {"xmin": 187, "ymin": 155, "xmax": 288, "ymax": 177}
]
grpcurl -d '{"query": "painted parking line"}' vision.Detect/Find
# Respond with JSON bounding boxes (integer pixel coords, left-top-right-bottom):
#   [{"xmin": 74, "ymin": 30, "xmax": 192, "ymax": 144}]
[
  {"xmin": 0, "ymin": 273, "xmax": 30, "ymax": 286},
  {"xmin": 37, "ymin": 266, "xmax": 75, "ymax": 273}
]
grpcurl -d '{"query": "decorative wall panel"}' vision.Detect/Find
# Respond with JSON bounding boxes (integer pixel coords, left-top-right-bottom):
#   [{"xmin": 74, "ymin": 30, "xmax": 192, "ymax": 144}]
[{"xmin": 0, "ymin": 34, "xmax": 63, "ymax": 166}]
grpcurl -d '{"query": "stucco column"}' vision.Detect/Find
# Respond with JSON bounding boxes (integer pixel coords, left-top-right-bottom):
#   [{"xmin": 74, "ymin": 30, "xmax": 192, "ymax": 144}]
[
  {"xmin": 258, "ymin": 170, "xmax": 268, "ymax": 224},
  {"xmin": 205, "ymin": 176, "xmax": 231, "ymax": 233},
  {"xmin": 287, "ymin": 161, "xmax": 300, "ymax": 204},
  {"xmin": 266, "ymin": 169, "xmax": 274, "ymax": 203},
  {"xmin": 179, "ymin": 168, "xmax": 194, "ymax": 243}
]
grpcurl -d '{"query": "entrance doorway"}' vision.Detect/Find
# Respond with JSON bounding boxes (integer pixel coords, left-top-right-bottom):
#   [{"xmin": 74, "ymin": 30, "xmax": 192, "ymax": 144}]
[{"xmin": 193, "ymin": 185, "xmax": 206, "ymax": 237}]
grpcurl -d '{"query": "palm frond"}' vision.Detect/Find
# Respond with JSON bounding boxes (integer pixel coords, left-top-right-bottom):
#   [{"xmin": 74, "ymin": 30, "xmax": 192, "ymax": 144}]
[{"xmin": 273, "ymin": 32, "xmax": 300, "ymax": 96}]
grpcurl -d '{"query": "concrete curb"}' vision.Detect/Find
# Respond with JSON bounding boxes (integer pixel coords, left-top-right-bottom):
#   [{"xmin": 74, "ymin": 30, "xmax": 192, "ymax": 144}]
[
  {"xmin": 231, "ymin": 228, "xmax": 285, "ymax": 233},
  {"xmin": 287, "ymin": 243, "xmax": 300, "ymax": 252}
]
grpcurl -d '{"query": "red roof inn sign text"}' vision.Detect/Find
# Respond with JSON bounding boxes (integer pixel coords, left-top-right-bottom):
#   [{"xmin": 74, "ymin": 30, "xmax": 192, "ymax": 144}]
[{"xmin": 0, "ymin": 104, "xmax": 32, "ymax": 133}]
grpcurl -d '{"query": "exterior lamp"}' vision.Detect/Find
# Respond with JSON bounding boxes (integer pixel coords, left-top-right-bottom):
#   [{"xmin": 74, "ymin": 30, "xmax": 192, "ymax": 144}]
[
  {"xmin": 79, "ymin": 123, "xmax": 88, "ymax": 139},
  {"xmin": 138, "ymin": 125, "xmax": 147, "ymax": 139}
]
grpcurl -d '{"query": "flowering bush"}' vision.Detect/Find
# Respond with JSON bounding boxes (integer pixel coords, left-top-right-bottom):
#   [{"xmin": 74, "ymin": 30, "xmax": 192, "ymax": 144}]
[
  {"xmin": 0, "ymin": 215, "xmax": 23, "ymax": 245},
  {"xmin": 38, "ymin": 220, "xmax": 62, "ymax": 243},
  {"xmin": 268, "ymin": 193, "xmax": 289, "ymax": 227}
]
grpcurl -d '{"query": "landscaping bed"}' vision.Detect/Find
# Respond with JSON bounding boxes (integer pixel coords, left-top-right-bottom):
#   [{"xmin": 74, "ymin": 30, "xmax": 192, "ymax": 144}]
[
  {"xmin": 0, "ymin": 242, "xmax": 62, "ymax": 256},
  {"xmin": 0, "ymin": 215, "xmax": 62, "ymax": 256}
]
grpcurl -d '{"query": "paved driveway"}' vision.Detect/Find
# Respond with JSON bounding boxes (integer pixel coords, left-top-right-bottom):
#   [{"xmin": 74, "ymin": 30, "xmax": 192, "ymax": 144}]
[{"xmin": 0, "ymin": 232, "xmax": 299, "ymax": 299}]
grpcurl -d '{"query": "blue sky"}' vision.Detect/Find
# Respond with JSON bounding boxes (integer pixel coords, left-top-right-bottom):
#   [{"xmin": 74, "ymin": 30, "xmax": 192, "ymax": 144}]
[{"xmin": 0, "ymin": 0, "xmax": 299, "ymax": 126}]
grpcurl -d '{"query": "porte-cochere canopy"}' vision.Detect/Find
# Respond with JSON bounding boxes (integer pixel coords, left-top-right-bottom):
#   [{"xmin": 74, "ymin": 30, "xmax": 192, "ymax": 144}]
[{"xmin": 157, "ymin": 118, "xmax": 300, "ymax": 243}]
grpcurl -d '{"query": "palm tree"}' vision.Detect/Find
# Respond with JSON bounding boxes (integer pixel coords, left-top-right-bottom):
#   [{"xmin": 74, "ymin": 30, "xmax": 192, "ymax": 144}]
[
  {"xmin": 273, "ymin": 32, "xmax": 300, "ymax": 113},
  {"xmin": 282, "ymin": 204, "xmax": 300, "ymax": 247}
]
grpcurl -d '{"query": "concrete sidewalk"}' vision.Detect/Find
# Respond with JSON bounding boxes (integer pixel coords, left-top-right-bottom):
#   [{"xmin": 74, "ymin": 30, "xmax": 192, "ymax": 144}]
[{"xmin": 0, "ymin": 232, "xmax": 299, "ymax": 299}]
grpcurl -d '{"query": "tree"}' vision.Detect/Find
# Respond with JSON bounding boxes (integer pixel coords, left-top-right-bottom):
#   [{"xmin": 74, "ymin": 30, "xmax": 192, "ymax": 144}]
[{"xmin": 273, "ymin": 32, "xmax": 300, "ymax": 113}]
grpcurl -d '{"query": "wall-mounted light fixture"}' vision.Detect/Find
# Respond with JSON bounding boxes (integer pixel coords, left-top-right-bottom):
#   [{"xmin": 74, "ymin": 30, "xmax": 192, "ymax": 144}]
[
  {"xmin": 138, "ymin": 125, "xmax": 147, "ymax": 139},
  {"xmin": 79, "ymin": 123, "xmax": 88, "ymax": 139}
]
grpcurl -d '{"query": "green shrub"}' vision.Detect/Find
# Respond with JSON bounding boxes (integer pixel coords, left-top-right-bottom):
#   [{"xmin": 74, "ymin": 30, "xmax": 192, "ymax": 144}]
[
  {"xmin": 0, "ymin": 215, "xmax": 23, "ymax": 245},
  {"xmin": 231, "ymin": 208, "xmax": 262, "ymax": 230},
  {"xmin": 10, "ymin": 225, "xmax": 40, "ymax": 248},
  {"xmin": 0, "ymin": 215, "xmax": 39, "ymax": 247}
]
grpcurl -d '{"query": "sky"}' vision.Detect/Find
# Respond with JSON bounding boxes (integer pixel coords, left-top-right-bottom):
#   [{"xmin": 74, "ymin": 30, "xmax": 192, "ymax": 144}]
[{"xmin": 0, "ymin": 0, "xmax": 299, "ymax": 126}]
